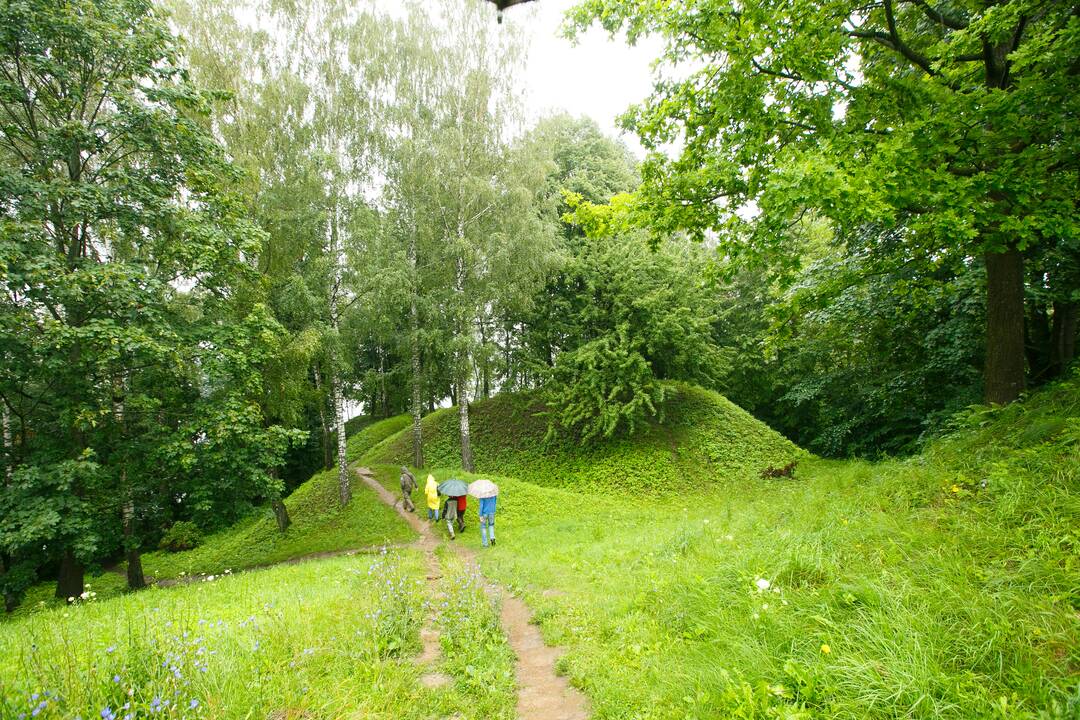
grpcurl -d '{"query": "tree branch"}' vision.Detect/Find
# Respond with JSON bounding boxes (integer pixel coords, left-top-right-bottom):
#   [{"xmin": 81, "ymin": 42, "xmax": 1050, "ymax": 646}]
[
  {"xmin": 901, "ymin": 0, "xmax": 967, "ymax": 30},
  {"xmin": 883, "ymin": 0, "xmax": 939, "ymax": 77}
]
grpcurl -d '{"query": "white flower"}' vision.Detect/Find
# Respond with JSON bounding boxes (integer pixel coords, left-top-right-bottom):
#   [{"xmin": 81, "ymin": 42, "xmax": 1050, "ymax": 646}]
[
  {"xmin": 762, "ymin": 603, "xmax": 769, "ymax": 610},
  {"xmin": 67, "ymin": 596, "xmax": 75, "ymax": 603},
  {"xmin": 755, "ymin": 578, "xmax": 771, "ymax": 592}
]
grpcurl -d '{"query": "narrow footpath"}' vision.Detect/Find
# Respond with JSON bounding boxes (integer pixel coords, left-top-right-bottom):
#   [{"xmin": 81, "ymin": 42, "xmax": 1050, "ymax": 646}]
[{"xmin": 353, "ymin": 466, "xmax": 589, "ymax": 720}]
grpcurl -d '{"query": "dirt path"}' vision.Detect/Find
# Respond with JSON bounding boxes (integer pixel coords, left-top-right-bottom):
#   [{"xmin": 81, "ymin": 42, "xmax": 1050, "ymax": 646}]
[{"xmin": 354, "ymin": 466, "xmax": 589, "ymax": 720}]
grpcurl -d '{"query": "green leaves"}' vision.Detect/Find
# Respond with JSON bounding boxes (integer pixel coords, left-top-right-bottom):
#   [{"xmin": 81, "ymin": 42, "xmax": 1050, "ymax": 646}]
[{"xmin": 539, "ymin": 231, "xmax": 728, "ymax": 442}]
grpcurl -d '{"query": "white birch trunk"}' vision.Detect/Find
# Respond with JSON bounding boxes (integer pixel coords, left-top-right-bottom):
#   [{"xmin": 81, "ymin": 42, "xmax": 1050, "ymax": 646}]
[
  {"xmin": 328, "ymin": 199, "xmax": 351, "ymax": 505},
  {"xmin": 409, "ymin": 226, "xmax": 424, "ymax": 468},
  {"xmin": 1, "ymin": 405, "xmax": 10, "ymax": 481},
  {"xmin": 332, "ymin": 370, "xmax": 350, "ymax": 505}
]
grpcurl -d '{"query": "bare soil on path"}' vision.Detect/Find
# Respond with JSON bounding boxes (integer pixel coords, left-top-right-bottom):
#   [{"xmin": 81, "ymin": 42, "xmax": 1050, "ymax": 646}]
[{"xmin": 353, "ymin": 466, "xmax": 589, "ymax": 720}]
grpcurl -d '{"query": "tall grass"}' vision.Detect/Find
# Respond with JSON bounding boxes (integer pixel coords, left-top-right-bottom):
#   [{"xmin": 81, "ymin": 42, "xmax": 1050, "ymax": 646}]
[
  {"xmin": 1, "ymin": 547, "xmax": 524, "ymax": 719},
  {"xmin": 1, "ymin": 552, "xmax": 429, "ymax": 719},
  {"xmin": 423, "ymin": 379, "xmax": 1080, "ymax": 719}
]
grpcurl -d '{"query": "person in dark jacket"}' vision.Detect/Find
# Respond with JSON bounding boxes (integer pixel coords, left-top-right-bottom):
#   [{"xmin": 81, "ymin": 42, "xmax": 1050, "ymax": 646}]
[{"xmin": 399, "ymin": 466, "xmax": 417, "ymax": 512}]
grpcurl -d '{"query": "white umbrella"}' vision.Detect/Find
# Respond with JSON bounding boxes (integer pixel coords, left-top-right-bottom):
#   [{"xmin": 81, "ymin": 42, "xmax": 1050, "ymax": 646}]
[{"xmin": 467, "ymin": 479, "xmax": 499, "ymax": 499}]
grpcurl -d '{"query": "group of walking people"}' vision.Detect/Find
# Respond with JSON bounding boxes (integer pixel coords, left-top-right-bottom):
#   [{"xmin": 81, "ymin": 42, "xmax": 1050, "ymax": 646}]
[{"xmin": 399, "ymin": 466, "xmax": 498, "ymax": 547}]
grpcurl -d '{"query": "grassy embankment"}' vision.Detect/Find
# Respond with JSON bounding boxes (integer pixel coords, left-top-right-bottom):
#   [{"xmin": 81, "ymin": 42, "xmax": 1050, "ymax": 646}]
[
  {"xmin": 14, "ymin": 414, "xmax": 416, "ymax": 614},
  {"xmin": 362, "ymin": 379, "xmax": 1080, "ymax": 719},
  {"xmin": 3, "ymin": 409, "xmax": 518, "ymax": 719}
]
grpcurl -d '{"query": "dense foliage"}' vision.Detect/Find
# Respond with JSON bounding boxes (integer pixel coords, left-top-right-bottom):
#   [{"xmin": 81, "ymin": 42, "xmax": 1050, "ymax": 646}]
[
  {"xmin": 567, "ymin": 0, "xmax": 1079, "ymax": 408},
  {"xmin": 0, "ymin": 0, "xmax": 302, "ymax": 607}
]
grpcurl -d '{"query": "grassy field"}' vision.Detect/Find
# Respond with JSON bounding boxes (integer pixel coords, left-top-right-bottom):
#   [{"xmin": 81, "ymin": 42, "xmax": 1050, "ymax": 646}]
[
  {"xmin": 1, "ymin": 548, "xmax": 518, "ymax": 720},
  {"xmin": 372, "ymin": 378, "xmax": 1080, "ymax": 719}
]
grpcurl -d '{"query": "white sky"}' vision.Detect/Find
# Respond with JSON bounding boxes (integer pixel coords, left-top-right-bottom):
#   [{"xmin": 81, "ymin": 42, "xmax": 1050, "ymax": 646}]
[{"xmin": 502, "ymin": 0, "xmax": 662, "ymax": 158}]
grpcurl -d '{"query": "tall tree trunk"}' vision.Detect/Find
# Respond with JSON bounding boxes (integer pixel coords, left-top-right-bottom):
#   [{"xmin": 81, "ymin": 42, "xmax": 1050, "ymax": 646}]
[
  {"xmin": 1, "ymin": 405, "xmax": 10, "ymax": 481},
  {"xmin": 313, "ymin": 364, "xmax": 332, "ymax": 470},
  {"xmin": 114, "ymin": 380, "xmax": 144, "ymax": 590},
  {"xmin": 1026, "ymin": 298, "xmax": 1052, "ymax": 381},
  {"xmin": 55, "ymin": 550, "xmax": 83, "ymax": 601},
  {"xmin": 457, "ymin": 369, "xmax": 474, "ymax": 472},
  {"xmin": 328, "ymin": 199, "xmax": 351, "ymax": 505},
  {"xmin": 984, "ymin": 246, "xmax": 1027, "ymax": 404},
  {"xmin": 379, "ymin": 349, "xmax": 389, "ymax": 418},
  {"xmin": 407, "ymin": 221, "xmax": 425, "ymax": 467},
  {"xmin": 479, "ymin": 320, "xmax": 491, "ymax": 400},
  {"xmin": 332, "ymin": 372, "xmax": 350, "ymax": 505},
  {"xmin": 409, "ymin": 311, "xmax": 424, "ymax": 468},
  {"xmin": 1052, "ymin": 301, "xmax": 1078, "ymax": 375},
  {"xmin": 123, "ymin": 494, "xmax": 146, "ymax": 591}
]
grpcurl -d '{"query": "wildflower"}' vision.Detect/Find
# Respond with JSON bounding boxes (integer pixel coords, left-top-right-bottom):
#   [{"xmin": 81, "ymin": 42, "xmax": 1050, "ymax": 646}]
[
  {"xmin": 101, "ymin": 708, "xmax": 116, "ymax": 720},
  {"xmin": 755, "ymin": 578, "xmax": 771, "ymax": 592},
  {"xmin": 112, "ymin": 675, "xmax": 121, "ymax": 683},
  {"xmin": 189, "ymin": 699, "xmax": 199, "ymax": 709},
  {"xmin": 106, "ymin": 645, "xmax": 117, "ymax": 654},
  {"xmin": 951, "ymin": 485, "xmax": 960, "ymax": 493},
  {"xmin": 820, "ymin": 644, "xmax": 831, "ymax": 654}
]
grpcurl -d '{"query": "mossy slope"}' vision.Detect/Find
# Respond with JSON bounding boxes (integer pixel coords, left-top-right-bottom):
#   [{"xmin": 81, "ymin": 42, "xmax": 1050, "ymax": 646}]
[
  {"xmin": 449, "ymin": 375, "xmax": 1080, "ymax": 719},
  {"xmin": 345, "ymin": 413, "xmax": 411, "ymax": 462},
  {"xmin": 362, "ymin": 382, "xmax": 804, "ymax": 492}
]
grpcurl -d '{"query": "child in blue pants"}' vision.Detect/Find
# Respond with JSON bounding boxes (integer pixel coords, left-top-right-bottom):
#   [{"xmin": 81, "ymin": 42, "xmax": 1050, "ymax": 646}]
[{"xmin": 479, "ymin": 495, "xmax": 497, "ymax": 547}]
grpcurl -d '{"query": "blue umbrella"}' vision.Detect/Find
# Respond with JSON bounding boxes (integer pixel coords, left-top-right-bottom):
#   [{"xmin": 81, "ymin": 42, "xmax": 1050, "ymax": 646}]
[{"xmin": 437, "ymin": 478, "xmax": 469, "ymax": 497}]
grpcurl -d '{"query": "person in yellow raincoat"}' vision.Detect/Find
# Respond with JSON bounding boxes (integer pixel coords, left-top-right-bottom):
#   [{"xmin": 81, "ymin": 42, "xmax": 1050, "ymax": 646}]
[{"xmin": 424, "ymin": 474, "xmax": 440, "ymax": 521}]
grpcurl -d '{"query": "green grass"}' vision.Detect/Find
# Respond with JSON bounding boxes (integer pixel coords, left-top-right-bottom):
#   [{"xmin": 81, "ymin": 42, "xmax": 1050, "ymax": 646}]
[
  {"xmin": 346, "ymin": 413, "xmax": 411, "ymax": 462},
  {"xmin": 431, "ymin": 547, "xmax": 517, "ymax": 718},
  {"xmin": 1, "ymin": 549, "xmax": 519, "ymax": 719},
  {"xmin": 371, "ymin": 377, "xmax": 1080, "ymax": 719},
  {"xmin": 362, "ymin": 382, "xmax": 804, "ymax": 493}
]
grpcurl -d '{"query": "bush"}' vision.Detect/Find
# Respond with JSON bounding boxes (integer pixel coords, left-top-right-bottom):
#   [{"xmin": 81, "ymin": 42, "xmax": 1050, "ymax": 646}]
[{"xmin": 158, "ymin": 521, "xmax": 202, "ymax": 553}]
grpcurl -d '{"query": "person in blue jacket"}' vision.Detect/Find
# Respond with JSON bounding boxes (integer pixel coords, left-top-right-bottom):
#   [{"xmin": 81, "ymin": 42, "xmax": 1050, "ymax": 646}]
[{"xmin": 478, "ymin": 494, "xmax": 497, "ymax": 547}]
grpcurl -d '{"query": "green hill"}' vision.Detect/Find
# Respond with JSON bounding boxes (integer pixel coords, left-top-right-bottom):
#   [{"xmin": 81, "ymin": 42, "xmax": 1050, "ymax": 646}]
[
  {"xmin": 362, "ymin": 382, "xmax": 804, "ymax": 493},
  {"xmin": 436, "ymin": 373, "xmax": 1080, "ymax": 719},
  {"xmin": 345, "ymin": 413, "xmax": 411, "ymax": 462}
]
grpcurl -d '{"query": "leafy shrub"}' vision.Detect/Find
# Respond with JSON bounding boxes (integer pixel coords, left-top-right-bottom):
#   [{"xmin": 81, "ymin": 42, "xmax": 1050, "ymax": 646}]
[{"xmin": 158, "ymin": 521, "xmax": 202, "ymax": 553}]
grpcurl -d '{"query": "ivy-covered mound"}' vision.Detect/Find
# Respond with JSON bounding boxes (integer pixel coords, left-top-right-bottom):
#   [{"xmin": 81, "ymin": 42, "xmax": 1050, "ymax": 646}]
[{"xmin": 362, "ymin": 383, "xmax": 804, "ymax": 493}]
